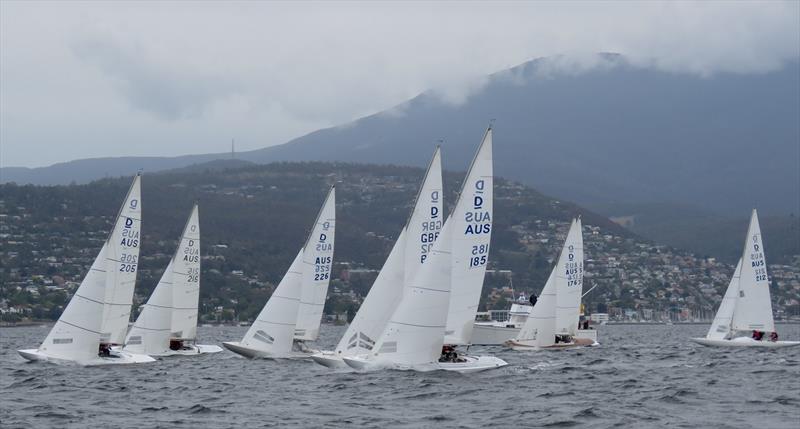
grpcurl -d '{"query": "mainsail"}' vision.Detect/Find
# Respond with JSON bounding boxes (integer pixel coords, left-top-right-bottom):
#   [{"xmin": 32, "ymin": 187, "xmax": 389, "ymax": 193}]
[
  {"xmin": 100, "ymin": 175, "xmax": 143, "ymax": 345},
  {"xmin": 555, "ymin": 218, "xmax": 584, "ymax": 336},
  {"xmin": 333, "ymin": 148, "xmax": 443, "ymax": 357},
  {"xmin": 444, "ymin": 127, "xmax": 493, "ymax": 345},
  {"xmin": 730, "ymin": 209, "xmax": 775, "ymax": 332},
  {"xmin": 294, "ymin": 186, "xmax": 336, "ymax": 341},
  {"xmin": 170, "ymin": 204, "xmax": 201, "ymax": 340}
]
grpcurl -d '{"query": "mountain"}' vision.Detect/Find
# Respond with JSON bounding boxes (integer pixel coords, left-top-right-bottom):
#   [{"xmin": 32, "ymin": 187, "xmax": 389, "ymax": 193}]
[
  {"xmin": 3, "ymin": 54, "xmax": 798, "ymax": 217},
  {"xmin": 595, "ymin": 202, "xmax": 800, "ymax": 265}
]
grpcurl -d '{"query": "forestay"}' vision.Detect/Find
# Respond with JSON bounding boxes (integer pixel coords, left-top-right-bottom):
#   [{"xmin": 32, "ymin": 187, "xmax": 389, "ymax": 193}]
[
  {"xmin": 333, "ymin": 148, "xmax": 443, "ymax": 357},
  {"xmin": 294, "ymin": 186, "xmax": 336, "ymax": 341},
  {"xmin": 100, "ymin": 175, "xmax": 143, "ymax": 345},
  {"xmin": 731, "ymin": 209, "xmax": 775, "ymax": 332},
  {"xmin": 444, "ymin": 128, "xmax": 493, "ymax": 346},
  {"xmin": 706, "ymin": 259, "xmax": 742, "ymax": 340}
]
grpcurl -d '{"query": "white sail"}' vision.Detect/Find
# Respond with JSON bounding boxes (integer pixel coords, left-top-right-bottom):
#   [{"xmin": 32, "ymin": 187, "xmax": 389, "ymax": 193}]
[
  {"xmin": 294, "ymin": 186, "xmax": 336, "ymax": 341},
  {"xmin": 371, "ymin": 219, "xmax": 454, "ymax": 365},
  {"xmin": 445, "ymin": 128, "xmax": 493, "ymax": 345},
  {"xmin": 124, "ymin": 204, "xmax": 200, "ymax": 354},
  {"xmin": 170, "ymin": 204, "xmax": 201, "ymax": 340},
  {"xmin": 731, "ymin": 209, "xmax": 775, "ymax": 332},
  {"xmin": 239, "ymin": 250, "xmax": 304, "ymax": 355},
  {"xmin": 100, "ymin": 175, "xmax": 143, "ymax": 345},
  {"xmin": 514, "ymin": 270, "xmax": 557, "ymax": 347},
  {"xmin": 555, "ymin": 218, "xmax": 584, "ymax": 335},
  {"xmin": 333, "ymin": 148, "xmax": 443, "ymax": 357},
  {"xmin": 371, "ymin": 128, "xmax": 492, "ymax": 365},
  {"xmin": 37, "ymin": 243, "xmax": 109, "ymax": 362},
  {"xmin": 124, "ymin": 260, "xmax": 175, "ymax": 355},
  {"xmin": 706, "ymin": 259, "xmax": 742, "ymax": 340},
  {"xmin": 404, "ymin": 147, "xmax": 444, "ymax": 285}
]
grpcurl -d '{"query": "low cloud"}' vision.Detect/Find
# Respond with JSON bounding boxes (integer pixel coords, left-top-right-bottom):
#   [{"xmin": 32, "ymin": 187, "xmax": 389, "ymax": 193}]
[
  {"xmin": 71, "ymin": 35, "xmax": 241, "ymax": 121},
  {"xmin": 1, "ymin": 1, "xmax": 798, "ymax": 167}
]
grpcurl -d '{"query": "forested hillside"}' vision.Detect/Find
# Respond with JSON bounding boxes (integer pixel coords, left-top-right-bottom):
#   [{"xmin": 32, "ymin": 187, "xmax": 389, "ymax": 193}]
[{"xmin": 2, "ymin": 161, "xmax": 798, "ymax": 323}]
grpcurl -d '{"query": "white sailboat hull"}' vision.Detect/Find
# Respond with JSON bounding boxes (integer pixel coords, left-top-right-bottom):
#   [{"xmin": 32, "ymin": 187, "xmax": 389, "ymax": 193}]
[
  {"xmin": 18, "ymin": 348, "xmax": 156, "ymax": 365},
  {"xmin": 577, "ymin": 329, "xmax": 598, "ymax": 343},
  {"xmin": 152, "ymin": 344, "xmax": 224, "ymax": 357},
  {"xmin": 310, "ymin": 351, "xmax": 349, "ymax": 368},
  {"xmin": 690, "ymin": 337, "xmax": 800, "ymax": 348},
  {"xmin": 504, "ymin": 337, "xmax": 598, "ymax": 351},
  {"xmin": 222, "ymin": 341, "xmax": 314, "ymax": 359},
  {"xmin": 342, "ymin": 354, "xmax": 508, "ymax": 373}
]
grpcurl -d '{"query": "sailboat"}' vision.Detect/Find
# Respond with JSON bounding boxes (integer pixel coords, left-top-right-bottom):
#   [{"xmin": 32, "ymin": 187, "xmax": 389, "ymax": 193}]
[
  {"xmin": 18, "ymin": 174, "xmax": 155, "ymax": 365},
  {"xmin": 222, "ymin": 186, "xmax": 336, "ymax": 358},
  {"xmin": 691, "ymin": 209, "xmax": 799, "ymax": 348},
  {"xmin": 123, "ymin": 204, "xmax": 222, "ymax": 356},
  {"xmin": 505, "ymin": 218, "xmax": 598, "ymax": 351},
  {"xmin": 312, "ymin": 148, "xmax": 443, "ymax": 369},
  {"xmin": 342, "ymin": 127, "xmax": 507, "ymax": 373}
]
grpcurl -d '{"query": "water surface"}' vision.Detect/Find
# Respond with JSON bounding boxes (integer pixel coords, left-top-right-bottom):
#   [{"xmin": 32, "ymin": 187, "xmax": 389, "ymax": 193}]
[{"xmin": 2, "ymin": 324, "xmax": 799, "ymax": 428}]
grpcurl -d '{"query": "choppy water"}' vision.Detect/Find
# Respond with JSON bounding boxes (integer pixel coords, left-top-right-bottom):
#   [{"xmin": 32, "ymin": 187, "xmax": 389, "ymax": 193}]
[{"xmin": 2, "ymin": 324, "xmax": 799, "ymax": 428}]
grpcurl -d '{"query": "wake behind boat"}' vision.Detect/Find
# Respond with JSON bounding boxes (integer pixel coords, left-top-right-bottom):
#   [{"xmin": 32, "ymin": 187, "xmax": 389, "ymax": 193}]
[
  {"xmin": 17, "ymin": 174, "xmax": 155, "ymax": 365},
  {"xmin": 690, "ymin": 209, "xmax": 800, "ymax": 349},
  {"xmin": 222, "ymin": 186, "xmax": 336, "ymax": 359},
  {"xmin": 123, "ymin": 204, "xmax": 222, "ymax": 357}
]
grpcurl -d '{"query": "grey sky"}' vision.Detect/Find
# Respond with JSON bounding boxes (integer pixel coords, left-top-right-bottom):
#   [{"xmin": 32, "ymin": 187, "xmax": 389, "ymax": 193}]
[{"xmin": 1, "ymin": 1, "xmax": 798, "ymax": 168}]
